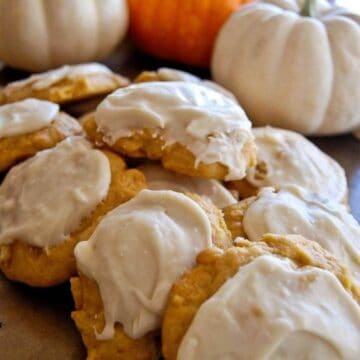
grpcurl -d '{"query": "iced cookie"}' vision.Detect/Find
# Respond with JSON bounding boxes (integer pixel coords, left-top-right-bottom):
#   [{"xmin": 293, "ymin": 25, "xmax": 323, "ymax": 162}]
[
  {"xmin": 223, "ymin": 186, "xmax": 360, "ymax": 283},
  {"xmin": 63, "ymin": 95, "xmax": 110, "ymax": 117},
  {"xmin": 0, "ymin": 138, "xmax": 145, "ymax": 287},
  {"xmin": 0, "ymin": 98, "xmax": 82, "ymax": 172},
  {"xmin": 0, "ymin": 63, "xmax": 129, "ymax": 106},
  {"xmin": 134, "ymin": 67, "xmax": 237, "ymax": 101},
  {"xmin": 139, "ymin": 163, "xmax": 236, "ymax": 208},
  {"xmin": 227, "ymin": 127, "xmax": 347, "ymax": 203},
  {"xmin": 82, "ymin": 81, "xmax": 256, "ymax": 181},
  {"xmin": 162, "ymin": 234, "xmax": 360, "ymax": 360},
  {"xmin": 71, "ymin": 189, "xmax": 232, "ymax": 360}
]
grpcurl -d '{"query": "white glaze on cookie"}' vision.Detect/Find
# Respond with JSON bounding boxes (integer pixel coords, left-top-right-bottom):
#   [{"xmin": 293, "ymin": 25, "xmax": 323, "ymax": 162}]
[
  {"xmin": 246, "ymin": 127, "xmax": 347, "ymax": 202},
  {"xmin": 146, "ymin": 68, "xmax": 237, "ymax": 101},
  {"xmin": 95, "ymin": 81, "xmax": 254, "ymax": 180},
  {"xmin": 139, "ymin": 163, "xmax": 236, "ymax": 208},
  {"xmin": 243, "ymin": 186, "xmax": 360, "ymax": 282},
  {"xmin": 178, "ymin": 255, "xmax": 360, "ymax": 360},
  {"xmin": 149, "ymin": 68, "xmax": 200, "ymax": 82},
  {"xmin": 0, "ymin": 137, "xmax": 111, "ymax": 248},
  {"xmin": 0, "ymin": 99, "xmax": 59, "ymax": 138},
  {"xmin": 74, "ymin": 190, "xmax": 212, "ymax": 340},
  {"xmin": 6, "ymin": 63, "xmax": 112, "ymax": 91}
]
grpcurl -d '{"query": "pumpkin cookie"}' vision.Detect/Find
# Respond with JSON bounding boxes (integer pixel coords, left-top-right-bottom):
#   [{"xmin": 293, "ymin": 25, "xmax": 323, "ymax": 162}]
[
  {"xmin": 0, "ymin": 98, "xmax": 82, "ymax": 172},
  {"xmin": 139, "ymin": 163, "xmax": 236, "ymax": 208},
  {"xmin": 223, "ymin": 186, "xmax": 360, "ymax": 283},
  {"xmin": 0, "ymin": 137, "xmax": 145, "ymax": 287},
  {"xmin": 134, "ymin": 67, "xmax": 237, "ymax": 101},
  {"xmin": 162, "ymin": 234, "xmax": 360, "ymax": 360},
  {"xmin": 62, "ymin": 94, "xmax": 109, "ymax": 117},
  {"xmin": 71, "ymin": 189, "xmax": 232, "ymax": 360},
  {"xmin": 82, "ymin": 81, "xmax": 256, "ymax": 181},
  {"xmin": 0, "ymin": 63, "xmax": 129, "ymax": 106},
  {"xmin": 227, "ymin": 127, "xmax": 347, "ymax": 202}
]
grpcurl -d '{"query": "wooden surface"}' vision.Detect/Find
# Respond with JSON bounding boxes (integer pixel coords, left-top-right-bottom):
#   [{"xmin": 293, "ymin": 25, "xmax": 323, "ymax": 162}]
[{"xmin": 0, "ymin": 42, "xmax": 359, "ymax": 360}]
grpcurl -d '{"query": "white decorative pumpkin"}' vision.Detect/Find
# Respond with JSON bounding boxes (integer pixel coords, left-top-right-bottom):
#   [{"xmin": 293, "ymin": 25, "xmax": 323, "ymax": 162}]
[
  {"xmin": 0, "ymin": 0, "xmax": 128, "ymax": 72},
  {"xmin": 212, "ymin": 0, "xmax": 360, "ymax": 135}
]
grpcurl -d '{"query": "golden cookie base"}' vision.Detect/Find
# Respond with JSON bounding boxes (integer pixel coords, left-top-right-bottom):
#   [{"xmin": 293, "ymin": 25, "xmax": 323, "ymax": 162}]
[
  {"xmin": 0, "ymin": 112, "xmax": 82, "ymax": 172},
  {"xmin": 82, "ymin": 114, "xmax": 257, "ymax": 181},
  {"xmin": 0, "ymin": 73, "xmax": 129, "ymax": 105},
  {"xmin": 71, "ymin": 274, "xmax": 158, "ymax": 360}
]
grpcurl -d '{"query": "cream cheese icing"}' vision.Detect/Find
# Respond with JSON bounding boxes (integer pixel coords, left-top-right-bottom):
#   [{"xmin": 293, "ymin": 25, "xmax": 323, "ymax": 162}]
[
  {"xmin": 74, "ymin": 189, "xmax": 212, "ymax": 340},
  {"xmin": 150, "ymin": 68, "xmax": 200, "ymax": 82},
  {"xmin": 0, "ymin": 98, "xmax": 59, "ymax": 138},
  {"xmin": 139, "ymin": 163, "xmax": 236, "ymax": 208},
  {"xmin": 178, "ymin": 255, "xmax": 360, "ymax": 360},
  {"xmin": 6, "ymin": 63, "xmax": 112, "ymax": 91},
  {"xmin": 242, "ymin": 186, "xmax": 360, "ymax": 282},
  {"xmin": 0, "ymin": 137, "xmax": 111, "ymax": 249},
  {"xmin": 147, "ymin": 68, "xmax": 238, "ymax": 101},
  {"xmin": 95, "ymin": 81, "xmax": 254, "ymax": 181},
  {"xmin": 246, "ymin": 127, "xmax": 347, "ymax": 202}
]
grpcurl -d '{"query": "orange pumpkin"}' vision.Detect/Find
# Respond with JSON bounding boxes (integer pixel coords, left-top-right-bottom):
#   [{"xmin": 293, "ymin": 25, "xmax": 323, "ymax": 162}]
[{"xmin": 128, "ymin": 0, "xmax": 251, "ymax": 67}]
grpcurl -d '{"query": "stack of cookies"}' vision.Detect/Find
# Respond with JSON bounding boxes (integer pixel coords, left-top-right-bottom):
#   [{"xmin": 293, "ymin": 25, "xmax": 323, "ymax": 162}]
[{"xmin": 0, "ymin": 64, "xmax": 359, "ymax": 359}]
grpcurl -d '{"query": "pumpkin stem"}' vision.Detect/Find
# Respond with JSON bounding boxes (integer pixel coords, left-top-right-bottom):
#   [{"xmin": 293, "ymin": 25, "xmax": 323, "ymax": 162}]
[{"xmin": 300, "ymin": 0, "xmax": 317, "ymax": 17}]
